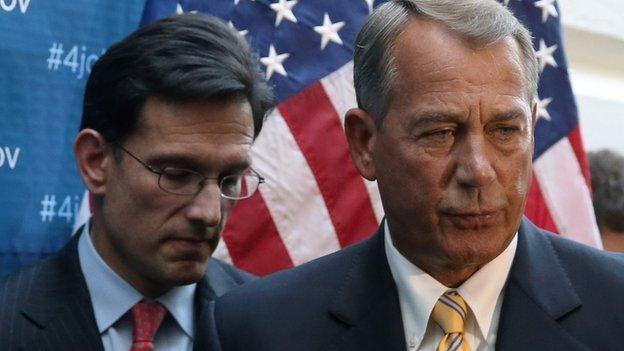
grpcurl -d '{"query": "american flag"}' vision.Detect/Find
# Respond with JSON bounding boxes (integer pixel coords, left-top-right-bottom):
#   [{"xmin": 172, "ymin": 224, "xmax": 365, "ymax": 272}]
[{"xmin": 135, "ymin": 0, "xmax": 601, "ymax": 275}]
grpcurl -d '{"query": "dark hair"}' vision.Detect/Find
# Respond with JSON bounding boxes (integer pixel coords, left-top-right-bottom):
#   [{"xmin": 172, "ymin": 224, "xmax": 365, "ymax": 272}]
[
  {"xmin": 588, "ymin": 149, "xmax": 624, "ymax": 232},
  {"xmin": 81, "ymin": 13, "xmax": 275, "ymax": 142}
]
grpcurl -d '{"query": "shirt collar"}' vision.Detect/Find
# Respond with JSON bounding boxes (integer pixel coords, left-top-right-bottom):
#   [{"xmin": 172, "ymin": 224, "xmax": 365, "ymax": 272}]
[
  {"xmin": 78, "ymin": 219, "xmax": 197, "ymax": 338},
  {"xmin": 457, "ymin": 232, "xmax": 517, "ymax": 343},
  {"xmin": 384, "ymin": 220, "xmax": 517, "ymax": 347},
  {"xmin": 156, "ymin": 280, "xmax": 196, "ymax": 339}
]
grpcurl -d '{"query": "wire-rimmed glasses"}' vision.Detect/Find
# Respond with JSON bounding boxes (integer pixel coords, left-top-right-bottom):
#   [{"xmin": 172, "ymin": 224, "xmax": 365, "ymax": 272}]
[{"xmin": 115, "ymin": 144, "xmax": 264, "ymax": 199}]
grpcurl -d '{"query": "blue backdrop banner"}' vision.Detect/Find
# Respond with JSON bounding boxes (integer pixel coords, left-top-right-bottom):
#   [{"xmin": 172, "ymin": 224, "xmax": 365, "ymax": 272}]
[{"xmin": 0, "ymin": 1, "xmax": 143, "ymax": 278}]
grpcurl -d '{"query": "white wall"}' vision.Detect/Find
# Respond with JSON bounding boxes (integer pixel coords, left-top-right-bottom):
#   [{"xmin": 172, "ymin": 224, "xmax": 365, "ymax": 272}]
[{"xmin": 558, "ymin": 0, "xmax": 624, "ymax": 154}]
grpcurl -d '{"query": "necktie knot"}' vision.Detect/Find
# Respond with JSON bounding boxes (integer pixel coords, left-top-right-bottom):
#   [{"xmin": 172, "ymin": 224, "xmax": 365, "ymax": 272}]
[
  {"xmin": 130, "ymin": 300, "xmax": 167, "ymax": 351},
  {"xmin": 432, "ymin": 291, "xmax": 468, "ymax": 334}
]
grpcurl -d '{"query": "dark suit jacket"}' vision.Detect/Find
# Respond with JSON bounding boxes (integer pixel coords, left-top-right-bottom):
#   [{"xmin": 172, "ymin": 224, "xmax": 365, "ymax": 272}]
[
  {"xmin": 213, "ymin": 218, "xmax": 624, "ymax": 350},
  {"xmin": 0, "ymin": 230, "xmax": 254, "ymax": 351}
]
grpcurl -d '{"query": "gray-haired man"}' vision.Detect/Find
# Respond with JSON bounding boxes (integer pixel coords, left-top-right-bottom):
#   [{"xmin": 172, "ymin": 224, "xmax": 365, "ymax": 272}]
[{"xmin": 213, "ymin": 1, "xmax": 624, "ymax": 350}]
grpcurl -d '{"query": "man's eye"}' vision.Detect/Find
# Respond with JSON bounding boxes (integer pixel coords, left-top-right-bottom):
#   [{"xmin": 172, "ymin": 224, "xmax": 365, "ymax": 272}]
[
  {"xmin": 162, "ymin": 168, "xmax": 194, "ymax": 180},
  {"xmin": 494, "ymin": 126, "xmax": 520, "ymax": 139},
  {"xmin": 221, "ymin": 175, "xmax": 242, "ymax": 189},
  {"xmin": 426, "ymin": 129, "xmax": 455, "ymax": 141}
]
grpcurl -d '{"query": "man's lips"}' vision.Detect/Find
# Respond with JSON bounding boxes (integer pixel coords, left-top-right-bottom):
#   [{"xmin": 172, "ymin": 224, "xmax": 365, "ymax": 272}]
[
  {"xmin": 441, "ymin": 209, "xmax": 502, "ymax": 228},
  {"xmin": 164, "ymin": 236, "xmax": 216, "ymax": 250},
  {"xmin": 168, "ymin": 236, "xmax": 206, "ymax": 242},
  {"xmin": 166, "ymin": 235, "xmax": 218, "ymax": 243}
]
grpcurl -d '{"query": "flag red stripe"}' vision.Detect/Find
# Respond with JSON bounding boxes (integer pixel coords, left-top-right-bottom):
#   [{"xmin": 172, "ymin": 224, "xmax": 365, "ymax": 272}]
[
  {"xmin": 524, "ymin": 173, "xmax": 559, "ymax": 233},
  {"xmin": 222, "ymin": 191, "xmax": 294, "ymax": 275},
  {"xmin": 279, "ymin": 82, "xmax": 378, "ymax": 247},
  {"xmin": 567, "ymin": 127, "xmax": 592, "ymax": 190}
]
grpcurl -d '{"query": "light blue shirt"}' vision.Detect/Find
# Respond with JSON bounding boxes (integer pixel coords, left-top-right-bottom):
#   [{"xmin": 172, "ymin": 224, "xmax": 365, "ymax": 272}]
[{"xmin": 78, "ymin": 220, "xmax": 196, "ymax": 351}]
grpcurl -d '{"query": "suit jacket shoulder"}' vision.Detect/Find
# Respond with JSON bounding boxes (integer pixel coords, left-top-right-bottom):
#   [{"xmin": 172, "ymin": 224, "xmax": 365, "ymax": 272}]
[
  {"xmin": 0, "ymin": 231, "xmax": 255, "ymax": 351},
  {"xmin": 496, "ymin": 218, "xmax": 624, "ymax": 350},
  {"xmin": 543, "ymin": 226, "xmax": 624, "ymax": 341},
  {"xmin": 546, "ymin": 227, "xmax": 624, "ymax": 282},
  {"xmin": 194, "ymin": 258, "xmax": 255, "ymax": 351},
  {"xmin": 214, "ymin": 230, "xmax": 405, "ymax": 351},
  {"xmin": 216, "ymin": 218, "xmax": 624, "ymax": 351},
  {"xmin": 0, "ymin": 234, "xmax": 103, "ymax": 351},
  {"xmin": 203, "ymin": 258, "xmax": 255, "ymax": 298}
]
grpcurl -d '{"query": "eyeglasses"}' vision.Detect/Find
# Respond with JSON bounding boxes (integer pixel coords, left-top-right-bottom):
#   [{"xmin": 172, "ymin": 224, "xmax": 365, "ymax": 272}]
[{"xmin": 114, "ymin": 144, "xmax": 264, "ymax": 199}]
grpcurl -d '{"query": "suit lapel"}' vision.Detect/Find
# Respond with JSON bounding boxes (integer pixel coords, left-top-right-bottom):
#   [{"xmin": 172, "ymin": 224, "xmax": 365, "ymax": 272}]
[
  {"xmin": 193, "ymin": 274, "xmax": 213, "ymax": 351},
  {"xmin": 193, "ymin": 259, "xmax": 241, "ymax": 351},
  {"xmin": 21, "ymin": 230, "xmax": 104, "ymax": 351},
  {"xmin": 324, "ymin": 227, "xmax": 406, "ymax": 351},
  {"xmin": 203, "ymin": 259, "xmax": 242, "ymax": 298},
  {"xmin": 496, "ymin": 218, "xmax": 588, "ymax": 350}
]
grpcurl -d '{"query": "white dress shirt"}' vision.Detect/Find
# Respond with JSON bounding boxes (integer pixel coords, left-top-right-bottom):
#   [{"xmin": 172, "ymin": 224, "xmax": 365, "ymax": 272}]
[
  {"xmin": 384, "ymin": 221, "xmax": 517, "ymax": 351},
  {"xmin": 78, "ymin": 220, "xmax": 196, "ymax": 351}
]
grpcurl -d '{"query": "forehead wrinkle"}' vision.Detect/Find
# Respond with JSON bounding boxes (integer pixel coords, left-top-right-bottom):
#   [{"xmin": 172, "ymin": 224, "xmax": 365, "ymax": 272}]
[
  {"xmin": 406, "ymin": 62, "xmax": 464, "ymax": 88},
  {"xmin": 148, "ymin": 118, "xmax": 253, "ymax": 136},
  {"xmin": 411, "ymin": 113, "xmax": 462, "ymax": 127},
  {"xmin": 148, "ymin": 151, "xmax": 251, "ymax": 167},
  {"xmin": 146, "ymin": 147, "xmax": 253, "ymax": 174},
  {"xmin": 146, "ymin": 125, "xmax": 251, "ymax": 149},
  {"xmin": 491, "ymin": 38, "xmax": 531, "ymax": 99},
  {"xmin": 491, "ymin": 109, "xmax": 528, "ymax": 122},
  {"xmin": 135, "ymin": 97, "xmax": 255, "ymax": 141}
]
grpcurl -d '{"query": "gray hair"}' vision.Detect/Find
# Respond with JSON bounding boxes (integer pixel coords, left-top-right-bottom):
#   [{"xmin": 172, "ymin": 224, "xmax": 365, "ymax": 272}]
[{"xmin": 353, "ymin": 0, "xmax": 539, "ymax": 127}]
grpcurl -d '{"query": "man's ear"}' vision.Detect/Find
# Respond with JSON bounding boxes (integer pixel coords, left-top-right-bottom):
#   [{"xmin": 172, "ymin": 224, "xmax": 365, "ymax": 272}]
[
  {"xmin": 344, "ymin": 108, "xmax": 378, "ymax": 181},
  {"xmin": 74, "ymin": 129, "xmax": 111, "ymax": 196}
]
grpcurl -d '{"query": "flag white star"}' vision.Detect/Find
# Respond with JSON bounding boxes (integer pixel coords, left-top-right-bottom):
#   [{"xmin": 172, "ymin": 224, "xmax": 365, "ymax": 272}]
[
  {"xmin": 534, "ymin": 0, "xmax": 558, "ymax": 23},
  {"xmin": 270, "ymin": 0, "xmax": 298, "ymax": 27},
  {"xmin": 175, "ymin": 3, "xmax": 197, "ymax": 14},
  {"xmin": 229, "ymin": 21, "xmax": 249, "ymax": 37},
  {"xmin": 535, "ymin": 39, "xmax": 558, "ymax": 72},
  {"xmin": 537, "ymin": 96, "xmax": 553, "ymax": 121},
  {"xmin": 260, "ymin": 44, "xmax": 290, "ymax": 80},
  {"xmin": 365, "ymin": 0, "xmax": 374, "ymax": 13},
  {"xmin": 234, "ymin": 0, "xmax": 240, "ymax": 5},
  {"xmin": 313, "ymin": 13, "xmax": 346, "ymax": 50}
]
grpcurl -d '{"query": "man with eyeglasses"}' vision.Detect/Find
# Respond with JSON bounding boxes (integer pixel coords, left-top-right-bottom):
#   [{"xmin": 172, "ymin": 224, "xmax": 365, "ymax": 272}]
[{"xmin": 0, "ymin": 13, "xmax": 274, "ymax": 351}]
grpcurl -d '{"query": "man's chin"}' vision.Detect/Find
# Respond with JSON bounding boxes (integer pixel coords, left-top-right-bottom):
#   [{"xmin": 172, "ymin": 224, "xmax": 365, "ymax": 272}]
[
  {"xmin": 165, "ymin": 260, "xmax": 210, "ymax": 285},
  {"xmin": 440, "ymin": 238, "xmax": 510, "ymax": 270}
]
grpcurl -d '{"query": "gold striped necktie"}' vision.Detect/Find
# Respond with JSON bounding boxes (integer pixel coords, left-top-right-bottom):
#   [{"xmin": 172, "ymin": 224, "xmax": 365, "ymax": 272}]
[{"xmin": 431, "ymin": 291, "xmax": 471, "ymax": 351}]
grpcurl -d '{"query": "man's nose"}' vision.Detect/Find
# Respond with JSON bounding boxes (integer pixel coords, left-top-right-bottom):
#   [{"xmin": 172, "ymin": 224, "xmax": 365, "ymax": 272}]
[
  {"xmin": 185, "ymin": 181, "xmax": 222, "ymax": 226},
  {"xmin": 454, "ymin": 136, "xmax": 496, "ymax": 188}
]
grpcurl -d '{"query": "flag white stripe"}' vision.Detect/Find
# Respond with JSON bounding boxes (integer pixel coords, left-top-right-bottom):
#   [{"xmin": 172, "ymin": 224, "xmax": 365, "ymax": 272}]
[
  {"xmin": 534, "ymin": 137, "xmax": 602, "ymax": 248},
  {"xmin": 319, "ymin": 61, "xmax": 354, "ymax": 128},
  {"xmin": 320, "ymin": 61, "xmax": 385, "ymax": 223},
  {"xmin": 213, "ymin": 240, "xmax": 234, "ymax": 264},
  {"xmin": 250, "ymin": 109, "xmax": 341, "ymax": 265}
]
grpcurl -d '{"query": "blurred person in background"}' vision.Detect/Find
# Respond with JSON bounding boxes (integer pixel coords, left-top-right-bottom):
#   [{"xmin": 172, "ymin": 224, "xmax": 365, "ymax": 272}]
[{"xmin": 589, "ymin": 149, "xmax": 624, "ymax": 252}]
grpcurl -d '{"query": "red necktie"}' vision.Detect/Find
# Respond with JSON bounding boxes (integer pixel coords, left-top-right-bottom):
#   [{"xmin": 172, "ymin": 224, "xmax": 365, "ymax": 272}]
[{"xmin": 130, "ymin": 300, "xmax": 167, "ymax": 351}]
